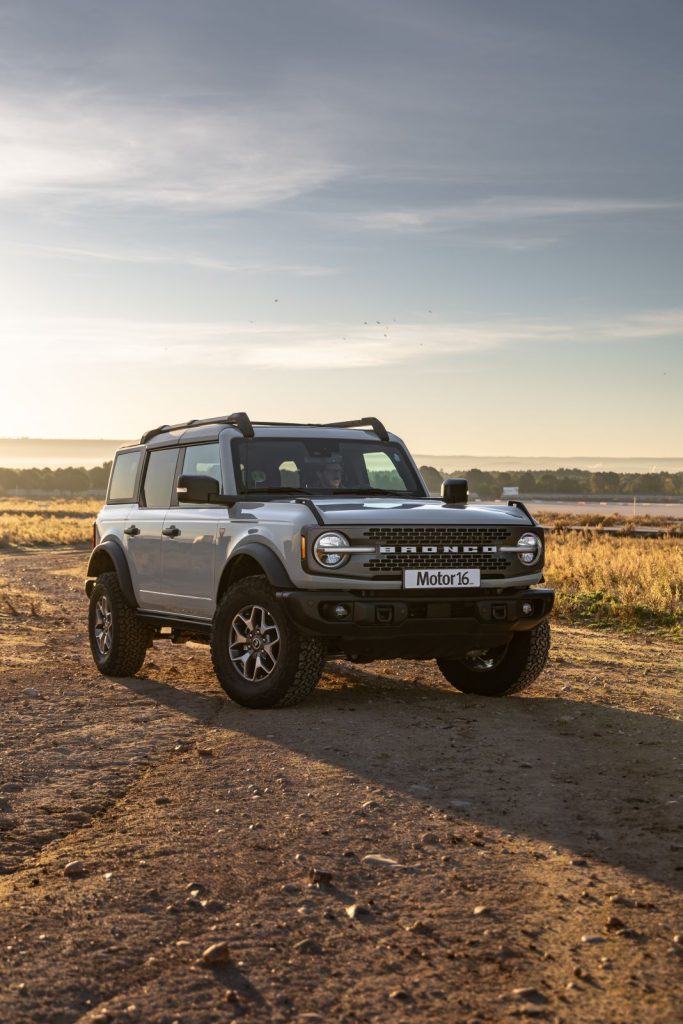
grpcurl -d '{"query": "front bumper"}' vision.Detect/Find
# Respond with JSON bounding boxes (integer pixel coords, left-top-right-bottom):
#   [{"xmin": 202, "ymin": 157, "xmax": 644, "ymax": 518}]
[{"xmin": 278, "ymin": 586, "xmax": 554, "ymax": 643}]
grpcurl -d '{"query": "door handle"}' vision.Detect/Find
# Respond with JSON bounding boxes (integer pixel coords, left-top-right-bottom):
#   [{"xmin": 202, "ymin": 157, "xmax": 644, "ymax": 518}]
[
  {"xmin": 162, "ymin": 525, "xmax": 181, "ymax": 538},
  {"xmin": 124, "ymin": 525, "xmax": 140, "ymax": 537}
]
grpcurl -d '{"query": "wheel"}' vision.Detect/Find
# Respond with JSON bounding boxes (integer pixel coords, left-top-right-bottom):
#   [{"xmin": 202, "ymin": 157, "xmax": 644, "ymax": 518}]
[
  {"xmin": 88, "ymin": 572, "xmax": 149, "ymax": 677},
  {"xmin": 437, "ymin": 620, "xmax": 551, "ymax": 696},
  {"xmin": 211, "ymin": 576, "xmax": 325, "ymax": 708}
]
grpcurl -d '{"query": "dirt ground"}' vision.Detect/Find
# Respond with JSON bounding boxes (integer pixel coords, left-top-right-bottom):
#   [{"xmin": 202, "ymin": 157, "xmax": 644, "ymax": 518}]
[{"xmin": 0, "ymin": 549, "xmax": 681, "ymax": 1024}]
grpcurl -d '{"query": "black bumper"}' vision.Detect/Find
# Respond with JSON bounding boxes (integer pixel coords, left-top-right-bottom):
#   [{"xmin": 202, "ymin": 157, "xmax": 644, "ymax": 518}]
[{"xmin": 278, "ymin": 587, "xmax": 554, "ymax": 647}]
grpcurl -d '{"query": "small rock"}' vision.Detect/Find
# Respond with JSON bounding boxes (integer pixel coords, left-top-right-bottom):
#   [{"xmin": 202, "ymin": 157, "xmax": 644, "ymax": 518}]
[
  {"xmin": 673, "ymin": 934, "xmax": 681, "ymax": 945},
  {"xmin": 308, "ymin": 868, "xmax": 333, "ymax": 886},
  {"xmin": 345, "ymin": 904, "xmax": 372, "ymax": 920},
  {"xmin": 420, "ymin": 832, "xmax": 441, "ymax": 845},
  {"xmin": 198, "ymin": 748, "xmax": 213, "ymax": 757},
  {"xmin": 185, "ymin": 897, "xmax": 203, "ymax": 910},
  {"xmin": 361, "ymin": 854, "xmax": 406, "ymax": 869},
  {"xmin": 570, "ymin": 858, "xmax": 588, "ymax": 867},
  {"xmin": 185, "ymin": 881, "xmax": 205, "ymax": 892},
  {"xmin": 63, "ymin": 861, "xmax": 87, "ymax": 878},
  {"xmin": 389, "ymin": 990, "xmax": 410, "ymax": 1001},
  {"xmin": 281, "ymin": 883, "xmax": 301, "ymax": 895},
  {"xmin": 360, "ymin": 799, "xmax": 381, "ymax": 812},
  {"xmin": 405, "ymin": 920, "xmax": 433, "ymax": 936},
  {"xmin": 605, "ymin": 915, "xmax": 626, "ymax": 930},
  {"xmin": 581, "ymin": 934, "xmax": 604, "ymax": 944},
  {"xmin": 294, "ymin": 938, "xmax": 323, "ymax": 955},
  {"xmin": 155, "ymin": 797, "xmax": 172, "ymax": 805},
  {"xmin": 202, "ymin": 898, "xmax": 226, "ymax": 912},
  {"xmin": 473, "ymin": 905, "xmax": 489, "ymax": 916},
  {"xmin": 512, "ymin": 988, "xmax": 548, "ymax": 1004},
  {"xmin": 23, "ymin": 688, "xmax": 42, "ymax": 699},
  {"xmin": 201, "ymin": 941, "xmax": 232, "ymax": 967}
]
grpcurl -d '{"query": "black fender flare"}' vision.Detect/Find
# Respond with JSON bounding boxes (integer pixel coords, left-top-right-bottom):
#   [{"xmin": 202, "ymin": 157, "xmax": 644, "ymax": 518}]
[
  {"xmin": 218, "ymin": 542, "xmax": 294, "ymax": 597},
  {"xmin": 85, "ymin": 539, "xmax": 137, "ymax": 609}
]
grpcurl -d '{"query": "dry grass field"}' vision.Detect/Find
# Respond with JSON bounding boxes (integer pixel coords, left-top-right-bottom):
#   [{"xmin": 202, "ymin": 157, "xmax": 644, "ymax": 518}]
[{"xmin": 0, "ymin": 500, "xmax": 681, "ymax": 635}]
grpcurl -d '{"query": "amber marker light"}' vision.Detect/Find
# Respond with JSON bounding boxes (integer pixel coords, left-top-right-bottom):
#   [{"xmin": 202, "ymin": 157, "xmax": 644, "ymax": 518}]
[{"xmin": 300, "ymin": 535, "xmax": 307, "ymax": 560}]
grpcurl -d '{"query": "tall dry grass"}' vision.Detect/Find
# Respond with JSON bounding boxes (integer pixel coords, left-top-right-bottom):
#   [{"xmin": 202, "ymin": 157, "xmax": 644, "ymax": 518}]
[
  {"xmin": 1, "ymin": 501, "xmax": 681, "ymax": 634},
  {"xmin": 0, "ymin": 514, "xmax": 92, "ymax": 547},
  {"xmin": 545, "ymin": 531, "xmax": 682, "ymax": 633}
]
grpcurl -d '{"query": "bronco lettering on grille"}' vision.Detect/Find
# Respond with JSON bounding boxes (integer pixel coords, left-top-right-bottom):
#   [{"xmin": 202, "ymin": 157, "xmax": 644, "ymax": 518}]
[{"xmin": 379, "ymin": 544, "xmax": 499, "ymax": 554}]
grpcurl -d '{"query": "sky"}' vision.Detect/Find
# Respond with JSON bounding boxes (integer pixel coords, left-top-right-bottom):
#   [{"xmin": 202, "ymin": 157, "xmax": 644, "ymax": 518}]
[{"xmin": 0, "ymin": 0, "xmax": 681, "ymax": 456}]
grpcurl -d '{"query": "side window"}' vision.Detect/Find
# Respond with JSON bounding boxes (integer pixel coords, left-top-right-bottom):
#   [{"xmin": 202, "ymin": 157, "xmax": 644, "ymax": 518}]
[
  {"xmin": 363, "ymin": 450, "xmax": 405, "ymax": 490},
  {"xmin": 108, "ymin": 450, "xmax": 142, "ymax": 503},
  {"xmin": 141, "ymin": 448, "xmax": 179, "ymax": 508},
  {"xmin": 181, "ymin": 443, "xmax": 222, "ymax": 486}
]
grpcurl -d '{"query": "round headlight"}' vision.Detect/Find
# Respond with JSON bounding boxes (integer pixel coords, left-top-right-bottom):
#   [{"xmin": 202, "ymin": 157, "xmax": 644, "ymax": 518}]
[
  {"xmin": 313, "ymin": 531, "xmax": 349, "ymax": 569},
  {"xmin": 518, "ymin": 532, "xmax": 542, "ymax": 565}
]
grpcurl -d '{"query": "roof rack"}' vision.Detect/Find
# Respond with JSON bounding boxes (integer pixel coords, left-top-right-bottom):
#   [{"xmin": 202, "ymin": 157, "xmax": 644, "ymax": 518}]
[
  {"xmin": 323, "ymin": 418, "xmax": 389, "ymax": 442},
  {"xmin": 140, "ymin": 411, "xmax": 254, "ymax": 445},
  {"xmin": 139, "ymin": 413, "xmax": 389, "ymax": 445}
]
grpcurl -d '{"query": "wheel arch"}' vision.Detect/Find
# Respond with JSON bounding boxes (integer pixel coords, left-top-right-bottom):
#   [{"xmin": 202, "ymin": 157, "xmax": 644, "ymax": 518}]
[
  {"xmin": 86, "ymin": 539, "xmax": 137, "ymax": 609},
  {"xmin": 217, "ymin": 543, "xmax": 293, "ymax": 603}
]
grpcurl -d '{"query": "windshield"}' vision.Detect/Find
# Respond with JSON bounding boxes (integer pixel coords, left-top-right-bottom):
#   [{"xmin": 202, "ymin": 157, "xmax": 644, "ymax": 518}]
[{"xmin": 233, "ymin": 438, "xmax": 426, "ymax": 497}]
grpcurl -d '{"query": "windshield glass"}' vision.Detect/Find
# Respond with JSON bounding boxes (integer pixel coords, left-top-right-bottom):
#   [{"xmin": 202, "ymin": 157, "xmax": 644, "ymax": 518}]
[{"xmin": 233, "ymin": 438, "xmax": 426, "ymax": 497}]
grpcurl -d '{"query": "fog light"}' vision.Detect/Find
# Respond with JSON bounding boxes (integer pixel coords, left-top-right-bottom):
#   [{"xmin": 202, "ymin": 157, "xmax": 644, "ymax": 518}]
[
  {"xmin": 333, "ymin": 604, "xmax": 350, "ymax": 619},
  {"xmin": 522, "ymin": 602, "xmax": 534, "ymax": 616}
]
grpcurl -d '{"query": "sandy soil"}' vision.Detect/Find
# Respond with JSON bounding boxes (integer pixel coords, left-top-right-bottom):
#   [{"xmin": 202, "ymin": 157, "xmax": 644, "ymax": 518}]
[{"xmin": 0, "ymin": 548, "xmax": 681, "ymax": 1024}]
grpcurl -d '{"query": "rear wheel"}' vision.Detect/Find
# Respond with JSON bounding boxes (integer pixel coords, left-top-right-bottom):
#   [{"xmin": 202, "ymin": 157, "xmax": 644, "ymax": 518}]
[
  {"xmin": 211, "ymin": 576, "xmax": 325, "ymax": 708},
  {"xmin": 437, "ymin": 620, "xmax": 551, "ymax": 696},
  {"xmin": 88, "ymin": 572, "xmax": 149, "ymax": 677}
]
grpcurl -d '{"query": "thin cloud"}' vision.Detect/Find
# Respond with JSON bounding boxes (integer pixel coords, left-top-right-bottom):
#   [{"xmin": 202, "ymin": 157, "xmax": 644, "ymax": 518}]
[
  {"xmin": 0, "ymin": 91, "xmax": 345, "ymax": 210},
  {"xmin": 3, "ymin": 310, "xmax": 682, "ymax": 372},
  {"xmin": 15, "ymin": 243, "xmax": 336, "ymax": 277},
  {"xmin": 351, "ymin": 197, "xmax": 683, "ymax": 232}
]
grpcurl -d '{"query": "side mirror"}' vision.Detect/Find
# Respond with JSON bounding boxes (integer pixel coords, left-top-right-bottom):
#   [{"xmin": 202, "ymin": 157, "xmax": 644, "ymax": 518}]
[
  {"xmin": 441, "ymin": 477, "xmax": 468, "ymax": 505},
  {"xmin": 177, "ymin": 474, "xmax": 220, "ymax": 504}
]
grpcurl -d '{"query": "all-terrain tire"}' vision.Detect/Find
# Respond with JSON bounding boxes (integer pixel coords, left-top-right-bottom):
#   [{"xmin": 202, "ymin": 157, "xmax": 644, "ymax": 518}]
[
  {"xmin": 437, "ymin": 619, "xmax": 551, "ymax": 696},
  {"xmin": 211, "ymin": 575, "xmax": 325, "ymax": 708},
  {"xmin": 88, "ymin": 572, "xmax": 149, "ymax": 677}
]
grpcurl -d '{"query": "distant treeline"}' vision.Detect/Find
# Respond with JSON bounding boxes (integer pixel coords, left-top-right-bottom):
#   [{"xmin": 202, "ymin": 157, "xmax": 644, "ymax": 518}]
[
  {"xmin": 0, "ymin": 462, "xmax": 112, "ymax": 495},
  {"xmin": 419, "ymin": 466, "xmax": 683, "ymax": 499},
  {"xmin": 1, "ymin": 461, "xmax": 682, "ymax": 498}
]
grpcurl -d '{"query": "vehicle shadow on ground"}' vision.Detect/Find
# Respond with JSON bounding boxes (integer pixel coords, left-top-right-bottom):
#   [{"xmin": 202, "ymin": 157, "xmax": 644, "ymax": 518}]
[{"xmin": 116, "ymin": 668, "xmax": 682, "ymax": 891}]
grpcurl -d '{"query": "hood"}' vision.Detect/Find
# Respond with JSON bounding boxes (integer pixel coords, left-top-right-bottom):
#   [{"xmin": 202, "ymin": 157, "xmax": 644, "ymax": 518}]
[{"xmin": 313, "ymin": 498, "xmax": 533, "ymax": 527}]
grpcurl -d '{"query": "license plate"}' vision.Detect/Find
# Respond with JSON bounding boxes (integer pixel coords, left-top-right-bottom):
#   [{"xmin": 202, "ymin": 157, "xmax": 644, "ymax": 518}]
[{"xmin": 403, "ymin": 568, "xmax": 481, "ymax": 588}]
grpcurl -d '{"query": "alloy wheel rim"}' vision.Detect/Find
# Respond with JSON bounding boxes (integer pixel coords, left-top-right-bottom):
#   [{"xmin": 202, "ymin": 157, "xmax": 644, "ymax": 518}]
[
  {"xmin": 94, "ymin": 595, "xmax": 113, "ymax": 656},
  {"xmin": 229, "ymin": 604, "xmax": 281, "ymax": 682}
]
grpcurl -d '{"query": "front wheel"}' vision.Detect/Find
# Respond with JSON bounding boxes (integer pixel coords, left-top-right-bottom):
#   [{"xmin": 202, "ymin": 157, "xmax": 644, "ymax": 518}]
[
  {"xmin": 211, "ymin": 576, "xmax": 326, "ymax": 708},
  {"xmin": 437, "ymin": 620, "xmax": 551, "ymax": 696},
  {"xmin": 88, "ymin": 572, "xmax": 150, "ymax": 677}
]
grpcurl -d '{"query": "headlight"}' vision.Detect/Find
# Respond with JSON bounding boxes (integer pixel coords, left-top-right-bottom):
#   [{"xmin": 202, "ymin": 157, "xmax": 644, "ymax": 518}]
[
  {"xmin": 313, "ymin": 531, "xmax": 349, "ymax": 569},
  {"xmin": 518, "ymin": 532, "xmax": 542, "ymax": 566}
]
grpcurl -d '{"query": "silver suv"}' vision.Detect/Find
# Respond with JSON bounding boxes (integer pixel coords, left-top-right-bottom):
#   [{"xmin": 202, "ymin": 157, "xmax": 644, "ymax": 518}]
[{"xmin": 86, "ymin": 413, "xmax": 554, "ymax": 707}]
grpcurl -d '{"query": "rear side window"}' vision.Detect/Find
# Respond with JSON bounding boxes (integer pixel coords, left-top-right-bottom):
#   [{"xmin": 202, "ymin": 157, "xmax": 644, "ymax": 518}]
[
  {"xmin": 141, "ymin": 448, "xmax": 179, "ymax": 508},
  {"xmin": 108, "ymin": 450, "xmax": 142, "ymax": 503}
]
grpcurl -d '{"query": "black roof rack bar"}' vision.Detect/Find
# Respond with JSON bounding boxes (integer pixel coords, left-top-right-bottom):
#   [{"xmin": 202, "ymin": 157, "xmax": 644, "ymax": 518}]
[
  {"xmin": 323, "ymin": 417, "xmax": 389, "ymax": 442},
  {"xmin": 140, "ymin": 411, "xmax": 254, "ymax": 445}
]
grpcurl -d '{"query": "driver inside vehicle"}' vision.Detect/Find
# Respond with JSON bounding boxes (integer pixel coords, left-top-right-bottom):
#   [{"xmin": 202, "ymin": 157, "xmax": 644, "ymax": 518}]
[{"xmin": 315, "ymin": 459, "xmax": 343, "ymax": 490}]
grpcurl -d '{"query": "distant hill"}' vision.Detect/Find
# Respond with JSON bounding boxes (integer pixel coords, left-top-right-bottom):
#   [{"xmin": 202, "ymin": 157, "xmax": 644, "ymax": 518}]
[
  {"xmin": 0, "ymin": 438, "xmax": 130, "ymax": 470},
  {"xmin": 0, "ymin": 438, "xmax": 681, "ymax": 474},
  {"xmin": 413, "ymin": 454, "xmax": 683, "ymax": 474}
]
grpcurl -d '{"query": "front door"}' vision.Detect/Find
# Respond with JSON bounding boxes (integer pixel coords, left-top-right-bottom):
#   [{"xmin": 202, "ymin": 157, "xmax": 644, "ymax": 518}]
[{"xmin": 158, "ymin": 442, "xmax": 225, "ymax": 617}]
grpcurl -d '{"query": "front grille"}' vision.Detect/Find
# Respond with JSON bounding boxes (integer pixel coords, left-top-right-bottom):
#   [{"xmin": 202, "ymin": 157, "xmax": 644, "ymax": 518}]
[{"xmin": 360, "ymin": 526, "xmax": 515, "ymax": 579}]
